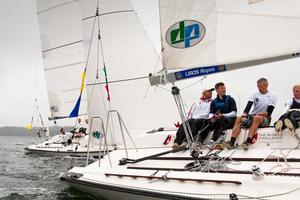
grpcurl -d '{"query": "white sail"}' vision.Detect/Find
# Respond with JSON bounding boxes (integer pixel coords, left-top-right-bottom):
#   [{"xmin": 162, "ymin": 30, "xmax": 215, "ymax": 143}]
[
  {"xmin": 160, "ymin": 0, "xmax": 300, "ymax": 70},
  {"xmin": 37, "ymin": 0, "xmax": 87, "ymax": 119},
  {"xmin": 60, "ymin": 1, "xmax": 300, "ymax": 199},
  {"xmin": 79, "ymin": 0, "xmax": 180, "ymax": 143}
]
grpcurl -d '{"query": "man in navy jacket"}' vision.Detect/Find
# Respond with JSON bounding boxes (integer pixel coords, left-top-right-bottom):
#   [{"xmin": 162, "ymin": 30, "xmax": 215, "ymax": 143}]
[{"xmin": 209, "ymin": 82, "xmax": 237, "ymax": 144}]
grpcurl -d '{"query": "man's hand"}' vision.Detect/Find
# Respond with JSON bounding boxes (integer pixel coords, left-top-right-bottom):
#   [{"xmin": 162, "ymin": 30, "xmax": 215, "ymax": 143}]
[
  {"xmin": 215, "ymin": 112, "xmax": 223, "ymax": 119},
  {"xmin": 210, "ymin": 117, "xmax": 216, "ymax": 123}
]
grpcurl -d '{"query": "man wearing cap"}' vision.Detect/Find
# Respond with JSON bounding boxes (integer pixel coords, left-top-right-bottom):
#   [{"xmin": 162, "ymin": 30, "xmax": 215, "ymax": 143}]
[{"xmin": 172, "ymin": 87, "xmax": 214, "ymax": 149}]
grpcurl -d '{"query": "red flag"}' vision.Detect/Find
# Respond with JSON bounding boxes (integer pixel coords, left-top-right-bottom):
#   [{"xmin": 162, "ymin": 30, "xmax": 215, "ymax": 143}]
[
  {"xmin": 105, "ymin": 84, "xmax": 110, "ymax": 101},
  {"xmin": 103, "ymin": 64, "xmax": 111, "ymax": 102},
  {"xmin": 174, "ymin": 122, "xmax": 181, "ymax": 128},
  {"xmin": 163, "ymin": 134, "xmax": 172, "ymax": 145}
]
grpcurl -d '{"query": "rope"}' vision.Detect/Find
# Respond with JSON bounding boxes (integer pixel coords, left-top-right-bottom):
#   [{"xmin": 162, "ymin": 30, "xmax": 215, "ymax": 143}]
[
  {"xmin": 189, "ymin": 148, "xmax": 240, "ymax": 173},
  {"xmin": 257, "ymin": 132, "xmax": 300, "ymax": 174},
  {"xmin": 180, "ymin": 75, "xmax": 207, "ymax": 91},
  {"xmin": 235, "ymin": 187, "xmax": 300, "ymax": 199}
]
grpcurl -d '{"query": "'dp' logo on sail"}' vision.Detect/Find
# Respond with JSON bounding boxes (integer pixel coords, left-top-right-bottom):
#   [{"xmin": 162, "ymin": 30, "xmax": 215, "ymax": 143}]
[{"xmin": 166, "ymin": 20, "xmax": 205, "ymax": 48}]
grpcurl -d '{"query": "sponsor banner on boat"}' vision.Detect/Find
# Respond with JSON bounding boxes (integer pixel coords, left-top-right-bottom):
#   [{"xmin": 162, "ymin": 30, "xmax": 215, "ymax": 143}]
[
  {"xmin": 258, "ymin": 132, "xmax": 283, "ymax": 144},
  {"xmin": 174, "ymin": 65, "xmax": 226, "ymax": 80}
]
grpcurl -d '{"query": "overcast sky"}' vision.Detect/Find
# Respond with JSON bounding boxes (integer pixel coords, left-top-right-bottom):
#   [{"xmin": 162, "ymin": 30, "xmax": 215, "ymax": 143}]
[
  {"xmin": 0, "ymin": 0, "xmax": 49, "ymax": 127},
  {"xmin": 1, "ymin": 0, "xmax": 300, "ymax": 128},
  {"xmin": 0, "ymin": 0, "xmax": 161, "ymax": 128}
]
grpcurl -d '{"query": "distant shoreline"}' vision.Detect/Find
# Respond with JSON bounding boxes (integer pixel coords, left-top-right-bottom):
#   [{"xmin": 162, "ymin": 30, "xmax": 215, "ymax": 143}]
[{"xmin": 0, "ymin": 126, "xmax": 73, "ymax": 136}]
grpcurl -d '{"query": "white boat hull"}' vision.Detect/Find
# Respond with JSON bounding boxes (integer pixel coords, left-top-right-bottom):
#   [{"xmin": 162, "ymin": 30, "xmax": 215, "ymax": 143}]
[
  {"xmin": 24, "ymin": 146, "xmax": 100, "ymax": 157},
  {"xmin": 61, "ymin": 128, "xmax": 300, "ymax": 199},
  {"xmin": 25, "ymin": 133, "xmax": 112, "ymax": 157},
  {"xmin": 61, "ymin": 175, "xmax": 167, "ymax": 200}
]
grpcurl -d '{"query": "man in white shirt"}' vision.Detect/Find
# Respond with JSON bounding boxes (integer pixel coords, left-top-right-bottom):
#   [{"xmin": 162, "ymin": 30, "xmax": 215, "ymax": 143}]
[
  {"xmin": 74, "ymin": 118, "xmax": 89, "ymax": 138},
  {"xmin": 275, "ymin": 84, "xmax": 300, "ymax": 134},
  {"xmin": 172, "ymin": 88, "xmax": 214, "ymax": 149},
  {"xmin": 223, "ymin": 78, "xmax": 277, "ymax": 150}
]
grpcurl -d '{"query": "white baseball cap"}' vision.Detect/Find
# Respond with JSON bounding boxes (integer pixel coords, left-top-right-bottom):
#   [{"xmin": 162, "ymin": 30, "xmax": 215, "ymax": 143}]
[{"xmin": 202, "ymin": 88, "xmax": 215, "ymax": 93}]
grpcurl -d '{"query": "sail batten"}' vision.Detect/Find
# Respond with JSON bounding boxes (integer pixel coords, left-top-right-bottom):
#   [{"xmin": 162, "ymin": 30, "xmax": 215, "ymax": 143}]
[
  {"xmin": 82, "ymin": 9, "xmax": 135, "ymax": 21},
  {"xmin": 44, "ymin": 61, "xmax": 84, "ymax": 71},
  {"xmin": 42, "ymin": 40, "xmax": 83, "ymax": 53},
  {"xmin": 37, "ymin": 0, "xmax": 87, "ymax": 119},
  {"xmin": 37, "ymin": 0, "xmax": 78, "ymax": 15}
]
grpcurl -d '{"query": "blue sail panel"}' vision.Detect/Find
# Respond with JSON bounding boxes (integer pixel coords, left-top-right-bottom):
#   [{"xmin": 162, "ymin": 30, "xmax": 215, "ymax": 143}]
[{"xmin": 69, "ymin": 96, "xmax": 82, "ymax": 118}]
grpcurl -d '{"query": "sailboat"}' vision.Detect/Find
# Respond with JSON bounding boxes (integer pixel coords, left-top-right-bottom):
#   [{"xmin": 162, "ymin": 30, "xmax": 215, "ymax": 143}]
[
  {"xmin": 25, "ymin": 0, "xmax": 111, "ymax": 157},
  {"xmin": 60, "ymin": 0, "xmax": 300, "ymax": 199}
]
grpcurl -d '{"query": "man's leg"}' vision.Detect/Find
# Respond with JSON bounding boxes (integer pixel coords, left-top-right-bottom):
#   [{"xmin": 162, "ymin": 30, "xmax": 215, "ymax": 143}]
[
  {"xmin": 174, "ymin": 124, "xmax": 185, "ymax": 145},
  {"xmin": 289, "ymin": 111, "xmax": 300, "ymax": 128},
  {"xmin": 211, "ymin": 127, "xmax": 222, "ymax": 142},
  {"xmin": 174, "ymin": 119, "xmax": 193, "ymax": 145},
  {"xmin": 231, "ymin": 116, "xmax": 242, "ymax": 138},
  {"xmin": 275, "ymin": 113, "xmax": 288, "ymax": 132},
  {"xmin": 293, "ymin": 111, "xmax": 300, "ymax": 129},
  {"xmin": 194, "ymin": 119, "xmax": 210, "ymax": 143},
  {"xmin": 241, "ymin": 115, "xmax": 264, "ymax": 150},
  {"xmin": 211, "ymin": 117, "xmax": 228, "ymax": 142},
  {"xmin": 248, "ymin": 115, "xmax": 264, "ymax": 138},
  {"xmin": 191, "ymin": 119, "xmax": 202, "ymax": 137},
  {"xmin": 223, "ymin": 117, "xmax": 240, "ymax": 149}
]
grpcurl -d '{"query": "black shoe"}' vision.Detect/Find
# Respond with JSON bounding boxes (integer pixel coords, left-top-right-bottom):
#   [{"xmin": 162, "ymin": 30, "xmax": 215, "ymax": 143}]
[
  {"xmin": 240, "ymin": 141, "xmax": 249, "ymax": 150},
  {"xmin": 222, "ymin": 141, "xmax": 235, "ymax": 150}
]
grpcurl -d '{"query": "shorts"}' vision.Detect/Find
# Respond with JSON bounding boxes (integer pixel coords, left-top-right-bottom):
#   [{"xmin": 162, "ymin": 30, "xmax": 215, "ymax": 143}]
[
  {"xmin": 259, "ymin": 116, "xmax": 270, "ymax": 127},
  {"xmin": 243, "ymin": 115, "xmax": 270, "ymax": 128}
]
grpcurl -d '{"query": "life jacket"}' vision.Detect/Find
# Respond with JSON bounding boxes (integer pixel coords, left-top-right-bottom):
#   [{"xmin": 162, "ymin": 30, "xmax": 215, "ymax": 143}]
[
  {"xmin": 212, "ymin": 95, "xmax": 231, "ymax": 114},
  {"xmin": 291, "ymin": 98, "xmax": 300, "ymax": 109}
]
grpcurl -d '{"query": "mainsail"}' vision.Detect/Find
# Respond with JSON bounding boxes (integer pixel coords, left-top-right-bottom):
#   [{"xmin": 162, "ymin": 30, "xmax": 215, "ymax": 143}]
[
  {"xmin": 153, "ymin": 0, "xmax": 300, "ymax": 84},
  {"xmin": 37, "ymin": 0, "xmax": 87, "ymax": 119},
  {"xmin": 78, "ymin": 0, "xmax": 181, "ymax": 143}
]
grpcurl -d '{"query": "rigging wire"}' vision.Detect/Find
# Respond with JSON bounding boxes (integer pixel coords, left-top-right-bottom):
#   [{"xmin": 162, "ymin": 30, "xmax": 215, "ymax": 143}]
[
  {"xmin": 28, "ymin": 24, "xmax": 46, "ymax": 131},
  {"xmin": 181, "ymin": 75, "xmax": 208, "ymax": 91},
  {"xmin": 143, "ymin": 53, "xmax": 163, "ymax": 99},
  {"xmin": 85, "ymin": 0, "xmax": 100, "ymax": 110},
  {"xmin": 85, "ymin": 0, "xmax": 117, "ymax": 144},
  {"xmin": 96, "ymin": 0, "xmax": 117, "ymax": 144}
]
